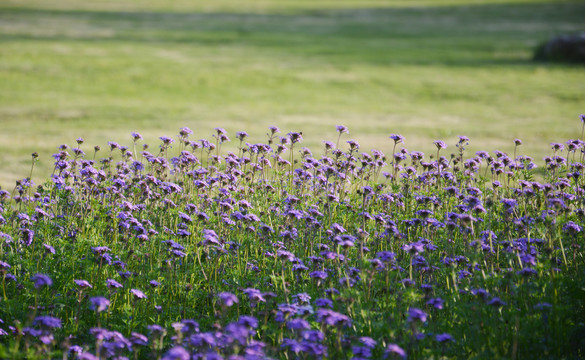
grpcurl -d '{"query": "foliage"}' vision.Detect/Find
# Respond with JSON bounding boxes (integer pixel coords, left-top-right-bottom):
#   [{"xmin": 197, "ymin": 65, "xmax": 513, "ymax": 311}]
[{"xmin": 1, "ymin": 120, "xmax": 585, "ymax": 359}]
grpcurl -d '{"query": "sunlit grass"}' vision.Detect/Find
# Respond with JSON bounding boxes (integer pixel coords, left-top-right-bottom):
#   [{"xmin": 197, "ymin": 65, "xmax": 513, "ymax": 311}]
[{"xmin": 0, "ymin": 0, "xmax": 584, "ymax": 188}]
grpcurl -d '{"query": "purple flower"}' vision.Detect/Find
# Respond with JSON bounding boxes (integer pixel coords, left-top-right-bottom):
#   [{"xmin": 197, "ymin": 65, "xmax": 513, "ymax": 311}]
[
  {"xmin": 385, "ymin": 344, "xmax": 406, "ymax": 358},
  {"xmin": 302, "ymin": 329, "xmax": 324, "ymax": 342},
  {"xmin": 43, "ymin": 243, "xmax": 55, "ymax": 254},
  {"xmin": 162, "ymin": 346, "xmax": 190, "ymax": 360},
  {"xmin": 389, "ymin": 134, "xmax": 404, "ymax": 144},
  {"xmin": 487, "ymin": 297, "xmax": 507, "ymax": 307},
  {"xmin": 130, "ymin": 289, "xmax": 147, "ymax": 299},
  {"xmin": 436, "ymin": 333, "xmax": 454, "ymax": 343},
  {"xmin": 407, "ymin": 307, "xmax": 427, "ymax": 323},
  {"xmin": 89, "ymin": 297, "xmax": 110, "ymax": 312},
  {"xmin": 563, "ymin": 221, "xmax": 581, "ymax": 234},
  {"xmin": 238, "ymin": 315, "xmax": 258, "ymax": 329},
  {"xmin": 336, "ymin": 125, "xmax": 349, "ymax": 134},
  {"xmin": 218, "ymin": 292, "xmax": 239, "ymax": 307},
  {"xmin": 287, "ymin": 318, "xmax": 310, "ymax": 330},
  {"xmin": 74, "ymin": 279, "xmax": 92, "ymax": 289},
  {"xmin": 147, "ymin": 324, "xmax": 167, "ymax": 337},
  {"xmin": 434, "ymin": 140, "xmax": 447, "ymax": 150},
  {"xmin": 310, "ymin": 271, "xmax": 328, "ymax": 280},
  {"xmin": 32, "ymin": 274, "xmax": 52, "ymax": 289},
  {"xmin": 314, "ymin": 298, "xmax": 333, "ymax": 308},
  {"xmin": 33, "ymin": 316, "xmax": 61, "ymax": 329},
  {"xmin": 315, "ymin": 308, "xmax": 351, "ymax": 327},
  {"xmin": 159, "ymin": 136, "xmax": 174, "ymax": 145},
  {"xmin": 426, "ymin": 297, "xmax": 444, "ymax": 310},
  {"xmin": 106, "ymin": 279, "xmax": 123, "ymax": 289},
  {"xmin": 130, "ymin": 332, "xmax": 149, "ymax": 346}
]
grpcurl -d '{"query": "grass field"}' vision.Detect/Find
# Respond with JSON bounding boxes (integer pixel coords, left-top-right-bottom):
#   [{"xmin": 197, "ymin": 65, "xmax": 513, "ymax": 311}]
[{"xmin": 0, "ymin": 0, "xmax": 584, "ymax": 188}]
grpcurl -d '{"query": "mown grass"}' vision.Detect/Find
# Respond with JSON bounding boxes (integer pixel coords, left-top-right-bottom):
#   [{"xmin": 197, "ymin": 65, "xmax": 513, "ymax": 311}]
[{"xmin": 0, "ymin": 0, "xmax": 584, "ymax": 187}]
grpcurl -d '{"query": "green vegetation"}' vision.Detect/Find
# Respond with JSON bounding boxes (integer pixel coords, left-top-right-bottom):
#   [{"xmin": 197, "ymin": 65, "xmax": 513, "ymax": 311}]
[
  {"xmin": 0, "ymin": 0, "xmax": 584, "ymax": 188},
  {"xmin": 0, "ymin": 124, "xmax": 585, "ymax": 358}
]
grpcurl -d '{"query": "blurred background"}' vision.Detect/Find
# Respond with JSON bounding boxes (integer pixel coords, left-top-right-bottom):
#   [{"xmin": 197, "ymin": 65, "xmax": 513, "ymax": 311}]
[{"xmin": 0, "ymin": 0, "xmax": 584, "ymax": 189}]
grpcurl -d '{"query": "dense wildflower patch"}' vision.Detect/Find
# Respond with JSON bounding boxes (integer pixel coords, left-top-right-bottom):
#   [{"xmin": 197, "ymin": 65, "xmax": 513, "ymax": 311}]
[{"xmin": 1, "ymin": 120, "xmax": 585, "ymax": 359}]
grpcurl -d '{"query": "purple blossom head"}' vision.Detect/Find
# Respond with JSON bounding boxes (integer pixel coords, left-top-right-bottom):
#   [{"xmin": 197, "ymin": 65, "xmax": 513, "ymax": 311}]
[
  {"xmin": 162, "ymin": 346, "xmax": 190, "ymax": 360},
  {"xmin": 287, "ymin": 318, "xmax": 311, "ymax": 330},
  {"xmin": 43, "ymin": 243, "xmax": 55, "ymax": 254},
  {"xmin": 288, "ymin": 132, "xmax": 303, "ymax": 144},
  {"xmin": 336, "ymin": 125, "xmax": 349, "ymax": 134},
  {"xmin": 33, "ymin": 316, "xmax": 62, "ymax": 329},
  {"xmin": 487, "ymin": 297, "xmax": 507, "ymax": 307},
  {"xmin": 74, "ymin": 279, "xmax": 92, "ymax": 289},
  {"xmin": 236, "ymin": 131, "xmax": 249, "ymax": 140},
  {"xmin": 385, "ymin": 344, "xmax": 406, "ymax": 358},
  {"xmin": 434, "ymin": 140, "xmax": 447, "ymax": 150},
  {"xmin": 407, "ymin": 307, "xmax": 427, "ymax": 323},
  {"xmin": 218, "ymin": 292, "xmax": 239, "ymax": 308},
  {"xmin": 426, "ymin": 297, "xmax": 444, "ymax": 310},
  {"xmin": 563, "ymin": 221, "xmax": 581, "ymax": 234},
  {"xmin": 360, "ymin": 336, "xmax": 377, "ymax": 348},
  {"xmin": 389, "ymin": 134, "xmax": 404, "ymax": 144},
  {"xmin": 32, "ymin": 273, "xmax": 52, "ymax": 289},
  {"xmin": 89, "ymin": 297, "xmax": 111, "ymax": 312},
  {"xmin": 130, "ymin": 289, "xmax": 147, "ymax": 300},
  {"xmin": 436, "ymin": 333, "xmax": 454, "ymax": 343},
  {"xmin": 106, "ymin": 278, "xmax": 123, "ymax": 289}
]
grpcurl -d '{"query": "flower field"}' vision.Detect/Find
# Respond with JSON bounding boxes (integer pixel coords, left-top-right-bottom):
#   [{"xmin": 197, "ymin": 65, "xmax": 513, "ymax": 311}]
[{"xmin": 0, "ymin": 120, "xmax": 584, "ymax": 359}]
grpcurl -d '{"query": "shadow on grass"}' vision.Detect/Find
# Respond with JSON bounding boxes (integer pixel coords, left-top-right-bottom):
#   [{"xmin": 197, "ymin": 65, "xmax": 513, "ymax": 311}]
[{"xmin": 1, "ymin": 1, "xmax": 584, "ymax": 66}]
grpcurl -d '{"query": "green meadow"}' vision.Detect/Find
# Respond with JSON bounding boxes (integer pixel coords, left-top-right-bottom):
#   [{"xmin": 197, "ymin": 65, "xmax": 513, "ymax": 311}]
[{"xmin": 0, "ymin": 0, "xmax": 584, "ymax": 188}]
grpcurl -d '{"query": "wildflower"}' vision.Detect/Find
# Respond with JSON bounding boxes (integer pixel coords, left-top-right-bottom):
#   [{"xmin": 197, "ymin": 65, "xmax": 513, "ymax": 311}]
[
  {"xmin": 315, "ymin": 298, "xmax": 333, "ymax": 308},
  {"xmin": 360, "ymin": 337, "xmax": 377, "ymax": 348},
  {"xmin": 74, "ymin": 280, "xmax": 92, "ymax": 289},
  {"xmin": 487, "ymin": 297, "xmax": 507, "ymax": 307},
  {"xmin": 310, "ymin": 271, "xmax": 328, "ymax": 280},
  {"xmin": 89, "ymin": 297, "xmax": 110, "ymax": 312},
  {"xmin": 389, "ymin": 134, "xmax": 404, "ymax": 144},
  {"xmin": 407, "ymin": 307, "xmax": 427, "ymax": 322},
  {"xmin": 336, "ymin": 125, "xmax": 349, "ymax": 134},
  {"xmin": 385, "ymin": 344, "xmax": 406, "ymax": 358},
  {"xmin": 563, "ymin": 221, "xmax": 581, "ymax": 234},
  {"xmin": 162, "ymin": 346, "xmax": 190, "ymax": 360},
  {"xmin": 43, "ymin": 243, "xmax": 55, "ymax": 254},
  {"xmin": 130, "ymin": 289, "xmax": 147, "ymax": 300},
  {"xmin": 434, "ymin": 140, "xmax": 447, "ymax": 150},
  {"xmin": 33, "ymin": 316, "xmax": 62, "ymax": 329},
  {"xmin": 288, "ymin": 132, "xmax": 303, "ymax": 144},
  {"xmin": 436, "ymin": 333, "xmax": 454, "ymax": 343},
  {"xmin": 287, "ymin": 318, "xmax": 310, "ymax": 330},
  {"xmin": 238, "ymin": 316, "xmax": 258, "ymax": 329},
  {"xmin": 302, "ymin": 329, "xmax": 325, "ymax": 342},
  {"xmin": 426, "ymin": 297, "xmax": 444, "ymax": 310},
  {"xmin": 218, "ymin": 292, "xmax": 239, "ymax": 307},
  {"xmin": 106, "ymin": 279, "xmax": 123, "ymax": 289},
  {"xmin": 32, "ymin": 274, "xmax": 52, "ymax": 289}
]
